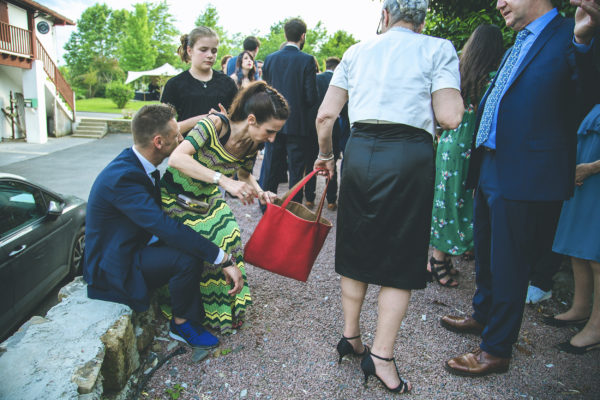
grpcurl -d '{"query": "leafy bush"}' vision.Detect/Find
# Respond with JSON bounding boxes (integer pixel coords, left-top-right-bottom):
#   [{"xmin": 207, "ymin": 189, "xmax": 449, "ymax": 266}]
[{"xmin": 106, "ymin": 82, "xmax": 134, "ymax": 109}]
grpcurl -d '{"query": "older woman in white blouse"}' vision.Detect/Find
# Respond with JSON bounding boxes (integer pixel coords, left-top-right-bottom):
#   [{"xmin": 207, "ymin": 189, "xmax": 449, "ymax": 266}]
[{"xmin": 314, "ymin": 0, "xmax": 463, "ymax": 394}]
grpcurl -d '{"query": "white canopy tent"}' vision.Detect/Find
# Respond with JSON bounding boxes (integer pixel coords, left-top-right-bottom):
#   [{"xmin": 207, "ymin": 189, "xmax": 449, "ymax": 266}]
[{"xmin": 125, "ymin": 63, "xmax": 182, "ymax": 84}]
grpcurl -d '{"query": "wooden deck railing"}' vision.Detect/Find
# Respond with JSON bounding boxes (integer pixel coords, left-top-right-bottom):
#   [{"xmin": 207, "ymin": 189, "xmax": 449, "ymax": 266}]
[
  {"xmin": 0, "ymin": 21, "xmax": 32, "ymax": 57},
  {"xmin": 36, "ymin": 38, "xmax": 75, "ymax": 112}
]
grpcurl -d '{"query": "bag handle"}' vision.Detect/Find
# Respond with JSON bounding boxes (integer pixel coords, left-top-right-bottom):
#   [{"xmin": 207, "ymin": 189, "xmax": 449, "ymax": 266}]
[{"xmin": 280, "ymin": 169, "xmax": 330, "ymax": 221}]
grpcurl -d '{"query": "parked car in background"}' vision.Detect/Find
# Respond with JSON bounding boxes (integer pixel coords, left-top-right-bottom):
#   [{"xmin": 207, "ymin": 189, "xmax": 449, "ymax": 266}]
[{"xmin": 0, "ymin": 173, "xmax": 86, "ymax": 340}]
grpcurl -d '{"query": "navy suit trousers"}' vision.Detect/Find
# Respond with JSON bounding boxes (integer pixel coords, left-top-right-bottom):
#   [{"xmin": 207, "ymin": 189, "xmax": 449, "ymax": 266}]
[
  {"xmin": 260, "ymin": 133, "xmax": 307, "ymax": 203},
  {"xmin": 136, "ymin": 245, "xmax": 204, "ymax": 324},
  {"xmin": 472, "ymin": 152, "xmax": 561, "ymax": 358}
]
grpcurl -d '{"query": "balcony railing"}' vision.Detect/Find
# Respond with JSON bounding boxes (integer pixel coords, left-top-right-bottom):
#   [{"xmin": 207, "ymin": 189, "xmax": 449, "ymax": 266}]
[
  {"xmin": 36, "ymin": 38, "xmax": 74, "ymax": 113},
  {"xmin": 0, "ymin": 21, "xmax": 32, "ymax": 57}
]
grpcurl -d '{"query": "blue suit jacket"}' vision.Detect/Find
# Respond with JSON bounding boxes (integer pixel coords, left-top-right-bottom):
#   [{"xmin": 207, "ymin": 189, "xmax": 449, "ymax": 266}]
[
  {"xmin": 467, "ymin": 15, "xmax": 599, "ymax": 201},
  {"xmin": 83, "ymin": 148, "xmax": 220, "ymax": 311},
  {"xmin": 263, "ymin": 46, "xmax": 318, "ymax": 135}
]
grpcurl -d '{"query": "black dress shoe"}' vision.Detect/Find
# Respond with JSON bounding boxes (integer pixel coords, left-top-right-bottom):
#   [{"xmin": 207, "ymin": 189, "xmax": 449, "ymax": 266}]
[
  {"xmin": 542, "ymin": 315, "xmax": 589, "ymax": 328},
  {"xmin": 557, "ymin": 340, "xmax": 600, "ymax": 354}
]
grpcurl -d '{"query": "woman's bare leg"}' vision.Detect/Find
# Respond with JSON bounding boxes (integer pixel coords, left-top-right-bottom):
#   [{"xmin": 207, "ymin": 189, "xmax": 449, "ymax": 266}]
[
  {"xmin": 369, "ymin": 287, "xmax": 412, "ymax": 391},
  {"xmin": 340, "ymin": 276, "xmax": 367, "ymax": 353}
]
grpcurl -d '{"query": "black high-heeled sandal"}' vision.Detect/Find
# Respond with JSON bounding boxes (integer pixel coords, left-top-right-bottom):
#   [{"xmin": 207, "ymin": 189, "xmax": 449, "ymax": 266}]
[
  {"xmin": 360, "ymin": 352, "xmax": 410, "ymax": 394},
  {"xmin": 429, "ymin": 256, "xmax": 458, "ymax": 288},
  {"xmin": 336, "ymin": 334, "xmax": 369, "ymax": 364}
]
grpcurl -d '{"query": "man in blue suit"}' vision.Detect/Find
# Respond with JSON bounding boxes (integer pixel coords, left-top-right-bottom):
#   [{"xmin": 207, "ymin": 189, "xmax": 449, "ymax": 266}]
[
  {"xmin": 84, "ymin": 104, "xmax": 242, "ymax": 348},
  {"xmin": 259, "ymin": 18, "xmax": 318, "ymax": 204},
  {"xmin": 441, "ymin": 0, "xmax": 599, "ymax": 376}
]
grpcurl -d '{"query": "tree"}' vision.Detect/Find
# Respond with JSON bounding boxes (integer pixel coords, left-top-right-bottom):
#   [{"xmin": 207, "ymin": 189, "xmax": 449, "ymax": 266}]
[
  {"xmin": 147, "ymin": 1, "xmax": 180, "ymax": 68},
  {"xmin": 424, "ymin": 0, "xmax": 575, "ymax": 50},
  {"xmin": 119, "ymin": 3, "xmax": 158, "ymax": 72},
  {"xmin": 74, "ymin": 56, "xmax": 125, "ymax": 98},
  {"xmin": 257, "ymin": 19, "xmax": 330, "ymax": 62},
  {"xmin": 194, "ymin": 4, "xmax": 235, "ymax": 67},
  {"xmin": 63, "ymin": 4, "xmax": 126, "ymax": 78},
  {"xmin": 258, "ymin": 20, "xmax": 286, "ymax": 60},
  {"xmin": 318, "ymin": 30, "xmax": 358, "ymax": 65}
]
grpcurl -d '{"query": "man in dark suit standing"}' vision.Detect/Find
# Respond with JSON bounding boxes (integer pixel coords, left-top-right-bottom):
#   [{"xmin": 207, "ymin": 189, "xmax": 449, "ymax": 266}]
[
  {"xmin": 84, "ymin": 104, "xmax": 242, "ymax": 349},
  {"xmin": 304, "ymin": 57, "xmax": 346, "ymax": 210},
  {"xmin": 441, "ymin": 0, "xmax": 599, "ymax": 376},
  {"xmin": 259, "ymin": 18, "xmax": 318, "ymax": 203}
]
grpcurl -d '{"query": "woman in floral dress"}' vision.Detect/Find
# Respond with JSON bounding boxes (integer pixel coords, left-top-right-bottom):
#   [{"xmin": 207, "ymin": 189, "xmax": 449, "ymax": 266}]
[{"xmin": 429, "ymin": 25, "xmax": 504, "ymax": 287}]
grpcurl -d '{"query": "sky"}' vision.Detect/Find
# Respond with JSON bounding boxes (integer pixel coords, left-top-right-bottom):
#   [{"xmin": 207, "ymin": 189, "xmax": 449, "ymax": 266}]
[{"xmin": 44, "ymin": 0, "xmax": 384, "ymax": 64}]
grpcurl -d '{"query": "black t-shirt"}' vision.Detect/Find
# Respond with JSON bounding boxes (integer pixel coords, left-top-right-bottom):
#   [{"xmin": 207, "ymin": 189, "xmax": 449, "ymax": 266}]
[{"xmin": 160, "ymin": 70, "xmax": 238, "ymax": 122}]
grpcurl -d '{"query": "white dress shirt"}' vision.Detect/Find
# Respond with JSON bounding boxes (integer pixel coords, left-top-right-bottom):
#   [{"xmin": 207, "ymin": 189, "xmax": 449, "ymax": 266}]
[{"xmin": 331, "ymin": 26, "xmax": 460, "ymax": 136}]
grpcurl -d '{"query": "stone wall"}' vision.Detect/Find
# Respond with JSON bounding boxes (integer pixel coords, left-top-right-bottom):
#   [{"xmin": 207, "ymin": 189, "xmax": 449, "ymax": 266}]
[
  {"xmin": 0, "ymin": 277, "xmax": 157, "ymax": 400},
  {"xmin": 107, "ymin": 120, "xmax": 132, "ymax": 134}
]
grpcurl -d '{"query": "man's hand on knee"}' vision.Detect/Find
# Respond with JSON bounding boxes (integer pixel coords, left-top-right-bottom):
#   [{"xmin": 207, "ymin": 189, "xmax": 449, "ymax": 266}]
[
  {"xmin": 220, "ymin": 254, "xmax": 243, "ymax": 295},
  {"xmin": 223, "ymin": 265, "xmax": 243, "ymax": 295}
]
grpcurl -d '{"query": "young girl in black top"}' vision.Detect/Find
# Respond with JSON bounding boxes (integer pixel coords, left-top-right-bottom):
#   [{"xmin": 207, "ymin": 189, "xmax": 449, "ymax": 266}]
[{"xmin": 161, "ymin": 27, "xmax": 238, "ymax": 136}]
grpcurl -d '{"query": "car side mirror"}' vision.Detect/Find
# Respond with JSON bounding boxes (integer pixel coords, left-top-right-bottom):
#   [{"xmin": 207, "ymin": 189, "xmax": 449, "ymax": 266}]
[{"xmin": 47, "ymin": 200, "xmax": 64, "ymax": 218}]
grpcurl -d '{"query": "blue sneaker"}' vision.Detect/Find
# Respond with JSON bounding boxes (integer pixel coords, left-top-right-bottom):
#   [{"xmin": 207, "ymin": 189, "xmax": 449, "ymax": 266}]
[
  {"xmin": 525, "ymin": 285, "xmax": 552, "ymax": 304},
  {"xmin": 169, "ymin": 320, "xmax": 219, "ymax": 349}
]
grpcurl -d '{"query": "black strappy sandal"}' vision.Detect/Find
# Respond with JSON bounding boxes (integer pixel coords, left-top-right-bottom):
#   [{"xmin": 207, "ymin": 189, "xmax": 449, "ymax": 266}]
[
  {"xmin": 445, "ymin": 259, "xmax": 459, "ymax": 276},
  {"xmin": 360, "ymin": 351, "xmax": 410, "ymax": 394},
  {"xmin": 336, "ymin": 334, "xmax": 369, "ymax": 363},
  {"xmin": 429, "ymin": 257, "xmax": 458, "ymax": 288}
]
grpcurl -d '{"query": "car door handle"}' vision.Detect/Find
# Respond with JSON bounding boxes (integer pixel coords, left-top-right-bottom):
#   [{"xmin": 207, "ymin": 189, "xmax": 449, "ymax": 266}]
[{"xmin": 9, "ymin": 245, "xmax": 27, "ymax": 257}]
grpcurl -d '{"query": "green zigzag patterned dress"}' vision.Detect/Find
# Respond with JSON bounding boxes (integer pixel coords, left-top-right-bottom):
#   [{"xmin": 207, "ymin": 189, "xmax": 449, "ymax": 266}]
[{"xmin": 160, "ymin": 117, "xmax": 254, "ymax": 334}]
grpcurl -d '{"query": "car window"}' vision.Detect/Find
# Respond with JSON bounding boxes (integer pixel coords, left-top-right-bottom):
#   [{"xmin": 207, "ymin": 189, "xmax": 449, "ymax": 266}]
[{"xmin": 0, "ymin": 180, "xmax": 46, "ymax": 237}]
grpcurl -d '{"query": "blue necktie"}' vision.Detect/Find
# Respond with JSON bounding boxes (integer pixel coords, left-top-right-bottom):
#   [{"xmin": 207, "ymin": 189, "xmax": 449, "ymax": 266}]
[{"xmin": 475, "ymin": 29, "xmax": 531, "ymax": 148}]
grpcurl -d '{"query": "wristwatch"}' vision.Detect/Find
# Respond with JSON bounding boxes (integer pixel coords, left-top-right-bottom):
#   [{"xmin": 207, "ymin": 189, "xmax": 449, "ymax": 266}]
[
  {"xmin": 213, "ymin": 172, "xmax": 222, "ymax": 185},
  {"xmin": 221, "ymin": 255, "xmax": 235, "ymax": 268}
]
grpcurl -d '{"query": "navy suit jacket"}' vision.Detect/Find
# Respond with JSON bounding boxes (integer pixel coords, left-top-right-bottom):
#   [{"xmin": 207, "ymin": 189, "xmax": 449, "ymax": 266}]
[
  {"xmin": 263, "ymin": 46, "xmax": 318, "ymax": 135},
  {"xmin": 467, "ymin": 15, "xmax": 599, "ymax": 201},
  {"xmin": 83, "ymin": 148, "xmax": 220, "ymax": 311}
]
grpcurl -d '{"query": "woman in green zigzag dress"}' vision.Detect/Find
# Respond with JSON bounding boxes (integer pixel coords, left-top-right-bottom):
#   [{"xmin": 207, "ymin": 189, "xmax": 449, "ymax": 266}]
[{"xmin": 161, "ymin": 81, "xmax": 289, "ymax": 333}]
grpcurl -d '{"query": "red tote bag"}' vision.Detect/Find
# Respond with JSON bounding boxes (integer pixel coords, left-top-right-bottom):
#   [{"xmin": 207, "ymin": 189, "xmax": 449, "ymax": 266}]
[{"xmin": 244, "ymin": 169, "xmax": 333, "ymax": 282}]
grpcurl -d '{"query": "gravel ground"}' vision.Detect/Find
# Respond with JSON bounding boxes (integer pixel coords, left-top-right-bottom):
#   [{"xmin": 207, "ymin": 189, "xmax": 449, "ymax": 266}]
[{"xmin": 142, "ymin": 162, "xmax": 600, "ymax": 400}]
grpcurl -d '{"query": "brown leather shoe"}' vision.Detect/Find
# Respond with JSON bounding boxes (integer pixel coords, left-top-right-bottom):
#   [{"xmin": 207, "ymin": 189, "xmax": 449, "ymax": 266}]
[
  {"xmin": 305, "ymin": 201, "xmax": 315, "ymax": 209},
  {"xmin": 445, "ymin": 349, "xmax": 510, "ymax": 377},
  {"xmin": 327, "ymin": 202, "xmax": 337, "ymax": 211},
  {"xmin": 440, "ymin": 315, "xmax": 484, "ymax": 335}
]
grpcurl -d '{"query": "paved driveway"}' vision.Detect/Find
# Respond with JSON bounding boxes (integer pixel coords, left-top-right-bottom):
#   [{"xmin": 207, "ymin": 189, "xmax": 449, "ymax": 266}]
[{"xmin": 0, "ymin": 133, "xmax": 133, "ymax": 200}]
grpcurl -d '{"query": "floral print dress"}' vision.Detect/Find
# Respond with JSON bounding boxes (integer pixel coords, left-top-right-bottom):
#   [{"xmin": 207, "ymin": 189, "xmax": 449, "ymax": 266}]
[{"xmin": 430, "ymin": 103, "xmax": 477, "ymax": 255}]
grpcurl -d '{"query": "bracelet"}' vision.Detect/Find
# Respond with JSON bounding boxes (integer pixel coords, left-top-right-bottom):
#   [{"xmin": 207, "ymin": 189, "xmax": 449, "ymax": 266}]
[
  {"xmin": 212, "ymin": 172, "xmax": 222, "ymax": 185},
  {"xmin": 318, "ymin": 150, "xmax": 333, "ymax": 158},
  {"xmin": 317, "ymin": 154, "xmax": 335, "ymax": 161}
]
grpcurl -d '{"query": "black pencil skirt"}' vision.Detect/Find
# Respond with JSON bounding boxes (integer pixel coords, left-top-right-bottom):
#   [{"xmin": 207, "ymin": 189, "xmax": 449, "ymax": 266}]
[{"xmin": 335, "ymin": 123, "xmax": 434, "ymax": 289}]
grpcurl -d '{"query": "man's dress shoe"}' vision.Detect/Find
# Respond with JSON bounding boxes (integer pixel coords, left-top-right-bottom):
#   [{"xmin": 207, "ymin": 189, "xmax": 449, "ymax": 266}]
[
  {"xmin": 445, "ymin": 348, "xmax": 510, "ymax": 377},
  {"xmin": 440, "ymin": 315, "xmax": 484, "ymax": 335}
]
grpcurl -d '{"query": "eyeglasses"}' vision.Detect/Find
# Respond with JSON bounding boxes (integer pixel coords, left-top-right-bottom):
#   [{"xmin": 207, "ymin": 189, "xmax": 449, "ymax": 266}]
[{"xmin": 376, "ymin": 13, "xmax": 384, "ymax": 35}]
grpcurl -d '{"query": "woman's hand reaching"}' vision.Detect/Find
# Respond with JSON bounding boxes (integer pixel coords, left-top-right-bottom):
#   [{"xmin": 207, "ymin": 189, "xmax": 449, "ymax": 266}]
[
  {"xmin": 257, "ymin": 190, "xmax": 277, "ymax": 205},
  {"xmin": 221, "ymin": 177, "xmax": 258, "ymax": 205}
]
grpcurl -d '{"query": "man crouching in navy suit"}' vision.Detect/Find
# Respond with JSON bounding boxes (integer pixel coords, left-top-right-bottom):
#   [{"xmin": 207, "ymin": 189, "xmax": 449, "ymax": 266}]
[
  {"xmin": 440, "ymin": 0, "xmax": 599, "ymax": 376},
  {"xmin": 84, "ymin": 104, "xmax": 243, "ymax": 348}
]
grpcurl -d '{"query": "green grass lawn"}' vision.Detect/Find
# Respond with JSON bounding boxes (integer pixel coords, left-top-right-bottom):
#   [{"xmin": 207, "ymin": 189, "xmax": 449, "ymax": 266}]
[{"xmin": 76, "ymin": 98, "xmax": 160, "ymax": 114}]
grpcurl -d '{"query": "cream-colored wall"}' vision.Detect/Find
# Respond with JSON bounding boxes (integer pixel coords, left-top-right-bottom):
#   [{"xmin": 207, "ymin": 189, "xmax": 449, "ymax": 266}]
[
  {"xmin": 6, "ymin": 4, "xmax": 59, "ymax": 62},
  {"xmin": 0, "ymin": 66, "xmax": 24, "ymax": 139},
  {"xmin": 35, "ymin": 16, "xmax": 57, "ymax": 63},
  {"xmin": 6, "ymin": 3, "xmax": 27, "ymax": 30}
]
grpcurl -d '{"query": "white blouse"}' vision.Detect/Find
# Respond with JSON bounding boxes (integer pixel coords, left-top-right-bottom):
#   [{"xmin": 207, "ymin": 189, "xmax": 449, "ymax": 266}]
[{"xmin": 331, "ymin": 27, "xmax": 460, "ymax": 136}]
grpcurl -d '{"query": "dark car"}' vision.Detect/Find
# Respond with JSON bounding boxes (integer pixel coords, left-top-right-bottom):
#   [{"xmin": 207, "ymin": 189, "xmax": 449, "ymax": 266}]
[{"xmin": 0, "ymin": 173, "xmax": 86, "ymax": 340}]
